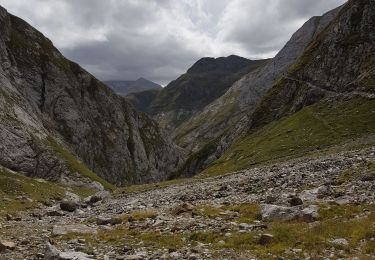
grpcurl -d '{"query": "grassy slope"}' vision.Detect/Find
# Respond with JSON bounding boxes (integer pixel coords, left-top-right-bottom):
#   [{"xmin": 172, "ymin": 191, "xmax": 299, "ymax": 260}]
[
  {"xmin": 0, "ymin": 167, "xmax": 65, "ymax": 216},
  {"xmin": 201, "ymin": 97, "xmax": 375, "ymax": 177}
]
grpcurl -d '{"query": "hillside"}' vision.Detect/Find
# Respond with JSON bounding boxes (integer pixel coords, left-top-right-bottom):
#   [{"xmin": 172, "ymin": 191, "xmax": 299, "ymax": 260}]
[
  {"xmin": 105, "ymin": 78, "xmax": 162, "ymax": 96},
  {"xmin": 202, "ymin": 0, "xmax": 375, "ymax": 176},
  {"xmin": 128, "ymin": 55, "xmax": 269, "ymax": 130},
  {"xmin": 0, "ymin": 6, "xmax": 183, "ymax": 186},
  {"xmin": 173, "ymin": 5, "xmax": 347, "ymax": 177}
]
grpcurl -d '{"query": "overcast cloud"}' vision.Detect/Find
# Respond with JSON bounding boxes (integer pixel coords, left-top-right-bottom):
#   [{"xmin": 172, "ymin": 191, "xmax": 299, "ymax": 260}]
[{"xmin": 0, "ymin": 0, "xmax": 346, "ymax": 85}]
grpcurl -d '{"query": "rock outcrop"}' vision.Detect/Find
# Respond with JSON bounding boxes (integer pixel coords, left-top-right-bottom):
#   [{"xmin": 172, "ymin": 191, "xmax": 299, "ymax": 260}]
[{"xmin": 0, "ymin": 6, "xmax": 183, "ymax": 186}]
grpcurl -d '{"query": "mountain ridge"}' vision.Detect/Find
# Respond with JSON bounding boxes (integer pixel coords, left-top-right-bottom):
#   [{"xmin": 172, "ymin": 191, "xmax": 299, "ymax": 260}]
[
  {"xmin": 128, "ymin": 55, "xmax": 269, "ymax": 130},
  {"xmin": 105, "ymin": 77, "xmax": 162, "ymax": 96}
]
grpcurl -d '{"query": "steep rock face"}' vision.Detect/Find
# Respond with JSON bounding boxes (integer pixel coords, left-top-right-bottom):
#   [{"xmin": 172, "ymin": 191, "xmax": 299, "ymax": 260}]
[
  {"xmin": 201, "ymin": 0, "xmax": 375, "ymax": 176},
  {"xmin": 248, "ymin": 0, "xmax": 375, "ymax": 130},
  {"xmin": 128, "ymin": 55, "xmax": 269, "ymax": 131},
  {"xmin": 175, "ymin": 6, "xmax": 343, "ymax": 155},
  {"xmin": 174, "ymin": 6, "xmax": 343, "ymax": 177},
  {"xmin": 105, "ymin": 78, "xmax": 162, "ymax": 96},
  {"xmin": 0, "ymin": 7, "xmax": 183, "ymax": 186}
]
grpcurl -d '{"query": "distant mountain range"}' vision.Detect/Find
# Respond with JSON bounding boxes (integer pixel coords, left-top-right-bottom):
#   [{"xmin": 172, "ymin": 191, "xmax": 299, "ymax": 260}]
[{"xmin": 104, "ymin": 78, "xmax": 162, "ymax": 96}]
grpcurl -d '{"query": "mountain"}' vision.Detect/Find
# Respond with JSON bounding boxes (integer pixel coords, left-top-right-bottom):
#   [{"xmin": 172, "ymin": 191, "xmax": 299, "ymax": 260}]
[
  {"xmin": 201, "ymin": 0, "xmax": 375, "ymax": 176},
  {"xmin": 173, "ymin": 4, "xmax": 347, "ymax": 177},
  {"xmin": 127, "ymin": 55, "xmax": 269, "ymax": 130},
  {"xmin": 105, "ymin": 78, "xmax": 162, "ymax": 96},
  {"xmin": 0, "ymin": 6, "xmax": 183, "ymax": 187}
]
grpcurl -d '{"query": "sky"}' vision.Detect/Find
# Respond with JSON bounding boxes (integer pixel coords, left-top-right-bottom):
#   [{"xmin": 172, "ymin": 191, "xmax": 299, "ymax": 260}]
[{"xmin": 0, "ymin": 0, "xmax": 346, "ymax": 85}]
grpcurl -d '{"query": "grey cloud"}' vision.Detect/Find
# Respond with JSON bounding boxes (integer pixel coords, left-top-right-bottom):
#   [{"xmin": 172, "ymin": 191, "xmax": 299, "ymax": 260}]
[{"xmin": 0, "ymin": 0, "xmax": 347, "ymax": 85}]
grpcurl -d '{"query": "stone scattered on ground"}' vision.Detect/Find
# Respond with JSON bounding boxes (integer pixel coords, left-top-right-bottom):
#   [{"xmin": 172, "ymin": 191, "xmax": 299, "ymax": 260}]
[{"xmin": 1, "ymin": 147, "xmax": 374, "ymax": 259}]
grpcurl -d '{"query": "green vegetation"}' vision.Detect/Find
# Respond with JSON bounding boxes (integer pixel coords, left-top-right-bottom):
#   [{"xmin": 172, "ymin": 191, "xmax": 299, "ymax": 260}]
[
  {"xmin": 0, "ymin": 167, "xmax": 65, "ymax": 216},
  {"xmin": 126, "ymin": 210, "xmax": 158, "ymax": 221},
  {"xmin": 336, "ymin": 161, "xmax": 375, "ymax": 184},
  {"xmin": 196, "ymin": 203, "xmax": 261, "ymax": 224},
  {"xmin": 117, "ymin": 178, "xmax": 191, "ymax": 194},
  {"xmin": 8, "ymin": 15, "xmax": 71, "ymax": 71},
  {"xmin": 57, "ymin": 203, "xmax": 375, "ymax": 258},
  {"xmin": 202, "ymin": 97, "xmax": 375, "ymax": 177},
  {"xmin": 70, "ymin": 186, "xmax": 97, "ymax": 198},
  {"xmin": 191, "ymin": 204, "xmax": 375, "ymax": 257},
  {"xmin": 46, "ymin": 137, "xmax": 115, "ymax": 191}
]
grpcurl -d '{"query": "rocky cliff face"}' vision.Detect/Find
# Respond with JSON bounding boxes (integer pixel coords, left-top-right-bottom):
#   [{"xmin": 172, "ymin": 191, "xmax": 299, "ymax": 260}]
[
  {"xmin": 128, "ymin": 55, "xmax": 269, "ymax": 131},
  {"xmin": 173, "ymin": 6, "xmax": 343, "ymax": 177},
  {"xmin": 0, "ymin": 7, "xmax": 183, "ymax": 186},
  {"xmin": 247, "ymin": 0, "xmax": 375, "ymax": 130},
  {"xmin": 174, "ymin": 6, "xmax": 343, "ymax": 154},
  {"xmin": 200, "ymin": 0, "xmax": 375, "ymax": 177}
]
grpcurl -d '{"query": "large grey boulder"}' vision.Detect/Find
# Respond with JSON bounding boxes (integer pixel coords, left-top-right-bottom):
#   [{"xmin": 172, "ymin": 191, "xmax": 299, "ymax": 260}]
[
  {"xmin": 261, "ymin": 204, "xmax": 319, "ymax": 222},
  {"xmin": 44, "ymin": 243, "xmax": 94, "ymax": 260}
]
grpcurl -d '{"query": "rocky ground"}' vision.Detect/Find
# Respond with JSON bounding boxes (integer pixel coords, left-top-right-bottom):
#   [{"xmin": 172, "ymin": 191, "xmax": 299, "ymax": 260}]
[{"xmin": 1, "ymin": 147, "xmax": 375, "ymax": 260}]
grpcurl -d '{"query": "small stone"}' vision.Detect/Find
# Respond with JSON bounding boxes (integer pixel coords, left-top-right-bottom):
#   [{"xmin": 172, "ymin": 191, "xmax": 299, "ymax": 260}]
[
  {"xmin": 0, "ymin": 241, "xmax": 16, "ymax": 252},
  {"xmin": 265, "ymin": 196, "xmax": 277, "ymax": 204},
  {"xmin": 288, "ymin": 197, "xmax": 303, "ymax": 206},
  {"xmin": 170, "ymin": 252, "xmax": 182, "ymax": 259},
  {"xmin": 331, "ymin": 238, "xmax": 349, "ymax": 247},
  {"xmin": 46, "ymin": 210, "xmax": 65, "ymax": 217},
  {"xmin": 97, "ymin": 216, "xmax": 123, "ymax": 226},
  {"xmin": 172, "ymin": 202, "xmax": 194, "ymax": 215},
  {"xmin": 239, "ymin": 223, "xmax": 250, "ymax": 230},
  {"xmin": 258, "ymin": 234, "xmax": 274, "ymax": 246}
]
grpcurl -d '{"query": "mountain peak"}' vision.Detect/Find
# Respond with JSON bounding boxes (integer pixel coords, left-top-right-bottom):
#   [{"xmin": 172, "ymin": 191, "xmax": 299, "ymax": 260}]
[
  {"xmin": 105, "ymin": 78, "xmax": 161, "ymax": 96},
  {"xmin": 187, "ymin": 55, "xmax": 252, "ymax": 74}
]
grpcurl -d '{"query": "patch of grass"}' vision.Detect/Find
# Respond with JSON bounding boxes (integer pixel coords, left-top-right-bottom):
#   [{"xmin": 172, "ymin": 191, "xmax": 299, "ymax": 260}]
[
  {"xmin": 336, "ymin": 161, "xmax": 375, "ymax": 184},
  {"xmin": 70, "ymin": 186, "xmax": 97, "ymax": 198},
  {"xmin": 126, "ymin": 210, "xmax": 158, "ymax": 221},
  {"xmin": 57, "ymin": 204, "xmax": 375, "ymax": 258},
  {"xmin": 46, "ymin": 137, "xmax": 115, "ymax": 191},
  {"xmin": 224, "ymin": 203, "xmax": 261, "ymax": 224},
  {"xmin": 195, "ymin": 203, "xmax": 261, "ymax": 223},
  {"xmin": 60, "ymin": 227, "xmax": 184, "ymax": 250},
  {"xmin": 138, "ymin": 232, "xmax": 185, "ymax": 250},
  {"xmin": 0, "ymin": 167, "xmax": 65, "ymax": 216},
  {"xmin": 202, "ymin": 97, "xmax": 375, "ymax": 177},
  {"xmin": 117, "ymin": 178, "xmax": 191, "ymax": 194},
  {"xmin": 195, "ymin": 205, "xmax": 224, "ymax": 218}
]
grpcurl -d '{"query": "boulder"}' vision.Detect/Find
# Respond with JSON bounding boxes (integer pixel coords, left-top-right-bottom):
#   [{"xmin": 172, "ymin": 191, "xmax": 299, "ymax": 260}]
[
  {"xmin": 261, "ymin": 204, "xmax": 319, "ymax": 222},
  {"xmin": 288, "ymin": 197, "xmax": 303, "ymax": 206},
  {"xmin": 172, "ymin": 202, "xmax": 195, "ymax": 215},
  {"xmin": 85, "ymin": 190, "xmax": 111, "ymax": 205},
  {"xmin": 331, "ymin": 238, "xmax": 349, "ymax": 247},
  {"xmin": 258, "ymin": 234, "xmax": 274, "ymax": 246},
  {"xmin": 96, "ymin": 216, "xmax": 123, "ymax": 226},
  {"xmin": 0, "ymin": 241, "xmax": 15, "ymax": 252},
  {"xmin": 300, "ymin": 186, "xmax": 331, "ymax": 201},
  {"xmin": 44, "ymin": 242, "xmax": 94, "ymax": 260},
  {"xmin": 60, "ymin": 201, "xmax": 79, "ymax": 212}
]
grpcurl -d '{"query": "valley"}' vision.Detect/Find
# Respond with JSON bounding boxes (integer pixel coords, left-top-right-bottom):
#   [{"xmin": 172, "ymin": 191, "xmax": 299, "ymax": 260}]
[{"xmin": 1, "ymin": 0, "xmax": 375, "ymax": 259}]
